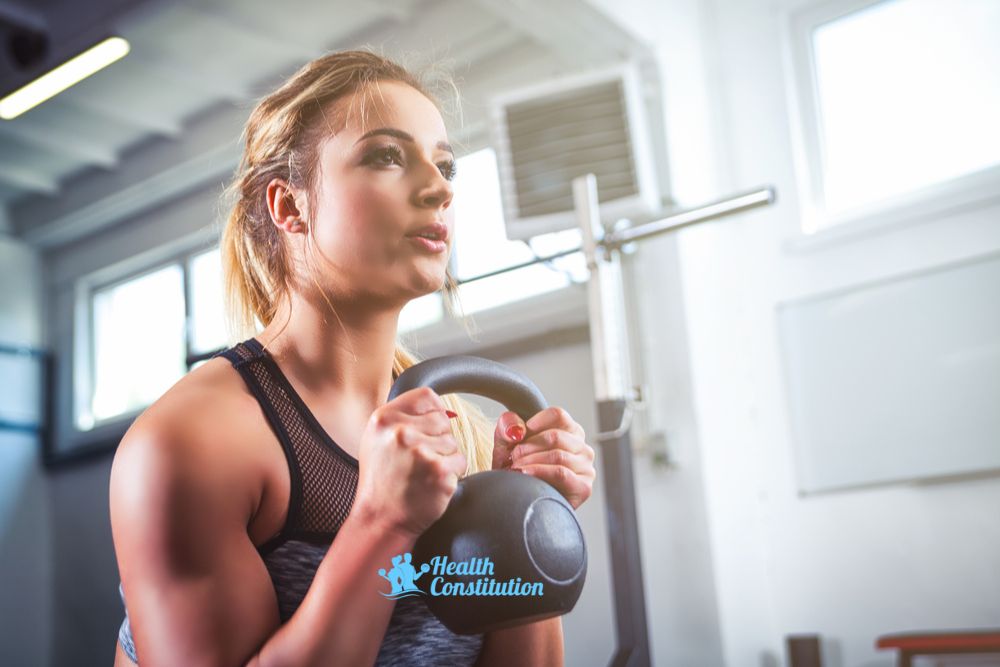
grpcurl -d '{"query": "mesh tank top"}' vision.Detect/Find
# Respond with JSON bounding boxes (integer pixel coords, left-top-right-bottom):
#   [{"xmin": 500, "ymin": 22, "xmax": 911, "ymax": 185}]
[{"xmin": 117, "ymin": 337, "xmax": 484, "ymax": 665}]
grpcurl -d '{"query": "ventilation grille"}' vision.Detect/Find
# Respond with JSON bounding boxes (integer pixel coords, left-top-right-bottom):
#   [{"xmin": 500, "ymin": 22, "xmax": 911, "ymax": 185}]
[{"xmin": 503, "ymin": 79, "xmax": 639, "ymax": 219}]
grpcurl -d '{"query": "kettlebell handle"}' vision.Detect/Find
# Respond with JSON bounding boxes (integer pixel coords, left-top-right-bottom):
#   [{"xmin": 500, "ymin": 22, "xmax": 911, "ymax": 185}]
[{"xmin": 388, "ymin": 355, "xmax": 548, "ymax": 421}]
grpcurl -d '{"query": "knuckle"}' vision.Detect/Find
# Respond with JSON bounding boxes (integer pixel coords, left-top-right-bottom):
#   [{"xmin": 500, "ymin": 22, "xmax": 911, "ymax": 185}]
[
  {"xmin": 390, "ymin": 424, "xmax": 409, "ymax": 446},
  {"xmin": 372, "ymin": 409, "xmax": 391, "ymax": 429},
  {"xmin": 552, "ymin": 406, "xmax": 571, "ymax": 424},
  {"xmin": 427, "ymin": 458, "xmax": 446, "ymax": 478},
  {"xmin": 418, "ymin": 386, "xmax": 443, "ymax": 407},
  {"xmin": 415, "ymin": 444, "xmax": 435, "ymax": 464},
  {"xmin": 546, "ymin": 430, "xmax": 561, "ymax": 447}
]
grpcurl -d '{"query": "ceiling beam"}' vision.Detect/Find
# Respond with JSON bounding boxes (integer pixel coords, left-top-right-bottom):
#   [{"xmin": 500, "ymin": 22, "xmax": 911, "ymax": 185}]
[
  {"xmin": 0, "ymin": 165, "xmax": 59, "ymax": 195},
  {"xmin": 52, "ymin": 95, "xmax": 182, "ymax": 138},
  {"xmin": 127, "ymin": 49, "xmax": 250, "ymax": 103},
  {"xmin": 452, "ymin": 23, "xmax": 525, "ymax": 67},
  {"xmin": 177, "ymin": 1, "xmax": 322, "ymax": 62},
  {"xmin": 0, "ymin": 121, "xmax": 119, "ymax": 169},
  {"xmin": 466, "ymin": 0, "xmax": 642, "ymax": 68},
  {"xmin": 366, "ymin": 0, "xmax": 423, "ymax": 21},
  {"xmin": 21, "ymin": 141, "xmax": 240, "ymax": 248}
]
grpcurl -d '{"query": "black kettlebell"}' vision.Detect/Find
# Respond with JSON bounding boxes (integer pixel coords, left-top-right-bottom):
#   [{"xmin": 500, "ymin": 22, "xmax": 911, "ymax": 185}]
[{"xmin": 387, "ymin": 355, "xmax": 588, "ymax": 635}]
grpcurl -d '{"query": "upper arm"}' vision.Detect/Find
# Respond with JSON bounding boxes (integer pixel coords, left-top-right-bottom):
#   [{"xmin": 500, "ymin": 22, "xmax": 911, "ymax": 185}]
[
  {"xmin": 474, "ymin": 619, "xmax": 564, "ymax": 667},
  {"xmin": 110, "ymin": 420, "xmax": 279, "ymax": 667}
]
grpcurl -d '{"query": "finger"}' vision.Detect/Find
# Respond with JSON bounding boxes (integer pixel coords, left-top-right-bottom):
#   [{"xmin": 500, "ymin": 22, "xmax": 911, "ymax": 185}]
[
  {"xmin": 426, "ymin": 431, "xmax": 460, "ymax": 457},
  {"xmin": 510, "ymin": 449, "xmax": 593, "ymax": 475},
  {"xmin": 525, "ymin": 406, "xmax": 586, "ymax": 440},
  {"xmin": 412, "ymin": 409, "xmax": 457, "ymax": 437},
  {"xmin": 443, "ymin": 449, "xmax": 468, "ymax": 479},
  {"xmin": 389, "ymin": 386, "xmax": 447, "ymax": 417},
  {"xmin": 492, "ymin": 411, "xmax": 526, "ymax": 470},
  {"xmin": 513, "ymin": 429, "xmax": 591, "ymax": 459},
  {"xmin": 511, "ymin": 463, "xmax": 592, "ymax": 508},
  {"xmin": 414, "ymin": 440, "xmax": 463, "ymax": 477}
]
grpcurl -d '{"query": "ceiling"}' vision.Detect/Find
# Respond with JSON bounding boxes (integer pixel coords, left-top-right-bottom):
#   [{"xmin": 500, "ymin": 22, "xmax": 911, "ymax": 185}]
[{"xmin": 0, "ymin": 0, "xmax": 647, "ymax": 247}]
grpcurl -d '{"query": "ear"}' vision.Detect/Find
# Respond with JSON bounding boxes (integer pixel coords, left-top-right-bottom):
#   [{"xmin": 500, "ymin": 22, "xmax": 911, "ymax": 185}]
[{"xmin": 266, "ymin": 178, "xmax": 308, "ymax": 234}]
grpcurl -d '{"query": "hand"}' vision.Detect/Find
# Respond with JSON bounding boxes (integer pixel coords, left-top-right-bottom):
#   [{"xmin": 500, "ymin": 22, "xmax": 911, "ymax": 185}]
[
  {"xmin": 492, "ymin": 407, "xmax": 596, "ymax": 510},
  {"xmin": 354, "ymin": 387, "xmax": 467, "ymax": 537}
]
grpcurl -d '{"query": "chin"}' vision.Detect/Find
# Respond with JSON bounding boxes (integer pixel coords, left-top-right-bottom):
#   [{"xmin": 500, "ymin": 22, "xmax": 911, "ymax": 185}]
[{"xmin": 398, "ymin": 266, "xmax": 441, "ymax": 292}]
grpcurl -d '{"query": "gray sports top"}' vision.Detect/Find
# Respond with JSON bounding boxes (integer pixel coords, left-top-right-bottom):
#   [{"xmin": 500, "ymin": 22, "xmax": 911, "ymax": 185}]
[{"xmin": 117, "ymin": 337, "xmax": 484, "ymax": 665}]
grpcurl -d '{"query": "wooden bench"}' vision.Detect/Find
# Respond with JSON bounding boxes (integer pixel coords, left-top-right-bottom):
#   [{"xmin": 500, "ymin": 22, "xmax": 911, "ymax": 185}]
[{"xmin": 876, "ymin": 630, "xmax": 1000, "ymax": 666}]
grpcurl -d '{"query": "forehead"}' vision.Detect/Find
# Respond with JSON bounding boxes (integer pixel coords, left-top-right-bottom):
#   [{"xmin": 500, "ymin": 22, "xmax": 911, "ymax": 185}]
[{"xmin": 331, "ymin": 80, "xmax": 448, "ymax": 139}]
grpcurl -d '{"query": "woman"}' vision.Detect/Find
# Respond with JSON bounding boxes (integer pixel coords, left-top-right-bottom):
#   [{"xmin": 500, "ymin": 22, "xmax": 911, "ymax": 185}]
[{"xmin": 110, "ymin": 50, "xmax": 597, "ymax": 666}]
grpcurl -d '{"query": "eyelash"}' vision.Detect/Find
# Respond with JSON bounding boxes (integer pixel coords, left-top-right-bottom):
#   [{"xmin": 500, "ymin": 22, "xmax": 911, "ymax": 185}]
[{"xmin": 365, "ymin": 144, "xmax": 458, "ymax": 181}]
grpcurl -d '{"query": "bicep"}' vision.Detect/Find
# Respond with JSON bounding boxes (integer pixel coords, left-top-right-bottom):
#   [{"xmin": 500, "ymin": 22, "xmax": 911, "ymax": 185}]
[
  {"xmin": 474, "ymin": 619, "xmax": 564, "ymax": 667},
  {"xmin": 110, "ymin": 429, "xmax": 279, "ymax": 667}
]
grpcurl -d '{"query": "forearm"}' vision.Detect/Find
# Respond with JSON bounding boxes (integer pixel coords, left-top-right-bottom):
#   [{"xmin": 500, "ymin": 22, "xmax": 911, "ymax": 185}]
[
  {"xmin": 250, "ymin": 506, "xmax": 415, "ymax": 667},
  {"xmin": 476, "ymin": 617, "xmax": 564, "ymax": 667}
]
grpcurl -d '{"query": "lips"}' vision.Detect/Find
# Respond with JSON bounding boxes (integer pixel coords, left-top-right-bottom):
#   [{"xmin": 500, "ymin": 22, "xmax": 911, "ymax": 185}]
[{"xmin": 406, "ymin": 222, "xmax": 448, "ymax": 243}]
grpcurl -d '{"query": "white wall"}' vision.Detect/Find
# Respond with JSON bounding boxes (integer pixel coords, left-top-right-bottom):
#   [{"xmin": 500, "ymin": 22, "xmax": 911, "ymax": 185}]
[
  {"xmin": 693, "ymin": 1, "xmax": 1000, "ymax": 665},
  {"xmin": 0, "ymin": 236, "xmax": 51, "ymax": 667},
  {"xmin": 585, "ymin": 0, "xmax": 1000, "ymax": 665}
]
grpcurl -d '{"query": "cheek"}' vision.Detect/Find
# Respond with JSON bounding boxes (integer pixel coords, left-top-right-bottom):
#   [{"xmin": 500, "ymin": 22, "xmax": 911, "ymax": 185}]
[{"xmin": 317, "ymin": 182, "xmax": 398, "ymax": 250}]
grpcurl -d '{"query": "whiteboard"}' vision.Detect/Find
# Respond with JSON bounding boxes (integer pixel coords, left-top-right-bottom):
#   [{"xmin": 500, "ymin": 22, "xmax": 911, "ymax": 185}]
[{"xmin": 776, "ymin": 253, "xmax": 1000, "ymax": 494}]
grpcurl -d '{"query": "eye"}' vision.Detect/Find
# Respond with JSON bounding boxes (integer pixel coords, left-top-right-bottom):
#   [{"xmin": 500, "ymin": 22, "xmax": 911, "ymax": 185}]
[
  {"xmin": 437, "ymin": 160, "xmax": 458, "ymax": 181},
  {"xmin": 365, "ymin": 145, "xmax": 404, "ymax": 168}
]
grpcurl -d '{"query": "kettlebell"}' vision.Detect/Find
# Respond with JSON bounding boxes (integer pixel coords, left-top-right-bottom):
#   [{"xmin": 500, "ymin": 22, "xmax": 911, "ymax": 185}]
[{"xmin": 387, "ymin": 355, "xmax": 588, "ymax": 635}]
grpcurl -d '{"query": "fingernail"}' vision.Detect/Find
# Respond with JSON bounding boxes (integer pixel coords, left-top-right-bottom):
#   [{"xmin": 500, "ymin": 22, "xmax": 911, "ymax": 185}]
[
  {"xmin": 505, "ymin": 424, "xmax": 525, "ymax": 442},
  {"xmin": 446, "ymin": 410, "xmax": 458, "ymax": 419}
]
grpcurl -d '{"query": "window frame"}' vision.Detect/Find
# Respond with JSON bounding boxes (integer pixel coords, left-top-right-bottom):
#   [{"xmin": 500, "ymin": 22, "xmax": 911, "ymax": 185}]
[
  {"xmin": 782, "ymin": 0, "xmax": 1000, "ymax": 246},
  {"xmin": 71, "ymin": 227, "xmax": 587, "ymax": 434},
  {"xmin": 73, "ymin": 230, "xmax": 217, "ymax": 432}
]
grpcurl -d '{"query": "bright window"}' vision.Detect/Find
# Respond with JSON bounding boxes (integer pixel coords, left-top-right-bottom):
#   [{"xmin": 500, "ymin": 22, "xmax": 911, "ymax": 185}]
[
  {"xmin": 90, "ymin": 265, "xmax": 187, "ymax": 424},
  {"xmin": 84, "ymin": 247, "xmax": 227, "ymax": 428},
  {"xmin": 84, "ymin": 149, "xmax": 586, "ymax": 424},
  {"xmin": 399, "ymin": 147, "xmax": 586, "ymax": 332},
  {"xmin": 188, "ymin": 248, "xmax": 227, "ymax": 354},
  {"xmin": 812, "ymin": 0, "xmax": 1000, "ymax": 215},
  {"xmin": 450, "ymin": 147, "xmax": 586, "ymax": 313}
]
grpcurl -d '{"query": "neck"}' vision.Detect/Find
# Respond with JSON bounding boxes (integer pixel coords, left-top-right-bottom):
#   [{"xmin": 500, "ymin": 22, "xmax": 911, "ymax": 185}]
[{"xmin": 257, "ymin": 291, "xmax": 402, "ymax": 411}]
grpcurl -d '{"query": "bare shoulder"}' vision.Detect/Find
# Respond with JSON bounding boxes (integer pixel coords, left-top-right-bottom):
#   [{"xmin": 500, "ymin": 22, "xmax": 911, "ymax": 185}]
[
  {"xmin": 109, "ymin": 357, "xmax": 282, "ymax": 666},
  {"xmin": 111, "ymin": 356, "xmax": 265, "ymax": 524}
]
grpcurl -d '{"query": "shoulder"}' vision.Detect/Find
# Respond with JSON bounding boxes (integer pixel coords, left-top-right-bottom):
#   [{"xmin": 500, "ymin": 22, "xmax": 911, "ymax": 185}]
[{"xmin": 110, "ymin": 355, "xmax": 263, "ymax": 525}]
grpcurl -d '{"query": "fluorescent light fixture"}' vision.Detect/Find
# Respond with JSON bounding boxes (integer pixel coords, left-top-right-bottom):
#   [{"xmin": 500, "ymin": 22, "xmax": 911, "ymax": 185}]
[{"xmin": 0, "ymin": 36, "xmax": 130, "ymax": 120}]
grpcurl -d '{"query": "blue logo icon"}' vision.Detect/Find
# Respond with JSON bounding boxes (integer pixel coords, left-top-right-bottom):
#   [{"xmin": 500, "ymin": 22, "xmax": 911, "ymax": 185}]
[{"xmin": 378, "ymin": 552, "xmax": 431, "ymax": 599}]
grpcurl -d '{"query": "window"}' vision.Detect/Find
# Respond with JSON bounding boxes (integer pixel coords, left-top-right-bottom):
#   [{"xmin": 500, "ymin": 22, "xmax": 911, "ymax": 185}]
[
  {"xmin": 791, "ymin": 0, "xmax": 1000, "ymax": 229},
  {"xmin": 89, "ymin": 264, "xmax": 187, "ymax": 425},
  {"xmin": 399, "ymin": 147, "xmax": 586, "ymax": 332},
  {"xmin": 188, "ymin": 247, "xmax": 228, "ymax": 355},
  {"xmin": 81, "ymin": 149, "xmax": 585, "ymax": 426},
  {"xmin": 81, "ymin": 246, "xmax": 225, "ymax": 429}
]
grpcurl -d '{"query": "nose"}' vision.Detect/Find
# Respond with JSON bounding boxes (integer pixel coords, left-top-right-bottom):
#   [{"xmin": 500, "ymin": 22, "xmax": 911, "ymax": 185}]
[{"xmin": 415, "ymin": 163, "xmax": 454, "ymax": 211}]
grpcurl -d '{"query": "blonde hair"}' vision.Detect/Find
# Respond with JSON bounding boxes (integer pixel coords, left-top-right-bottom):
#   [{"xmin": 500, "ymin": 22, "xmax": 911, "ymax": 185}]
[{"xmin": 220, "ymin": 49, "xmax": 494, "ymax": 475}]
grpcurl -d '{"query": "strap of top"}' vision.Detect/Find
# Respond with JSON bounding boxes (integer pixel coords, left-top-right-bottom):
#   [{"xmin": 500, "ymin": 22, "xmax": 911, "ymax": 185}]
[{"xmin": 215, "ymin": 338, "xmax": 359, "ymax": 556}]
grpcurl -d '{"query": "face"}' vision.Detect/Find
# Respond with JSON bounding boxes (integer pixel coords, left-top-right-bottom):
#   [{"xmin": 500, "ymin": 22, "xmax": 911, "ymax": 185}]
[{"xmin": 291, "ymin": 81, "xmax": 456, "ymax": 307}]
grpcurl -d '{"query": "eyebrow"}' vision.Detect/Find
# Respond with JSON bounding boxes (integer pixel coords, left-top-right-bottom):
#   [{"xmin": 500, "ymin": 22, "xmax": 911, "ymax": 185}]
[{"xmin": 355, "ymin": 127, "xmax": 454, "ymax": 156}]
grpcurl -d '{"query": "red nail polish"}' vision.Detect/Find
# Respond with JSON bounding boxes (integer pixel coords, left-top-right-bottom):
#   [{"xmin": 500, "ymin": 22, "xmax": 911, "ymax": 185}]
[
  {"xmin": 446, "ymin": 410, "xmax": 458, "ymax": 419},
  {"xmin": 505, "ymin": 424, "xmax": 525, "ymax": 442}
]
